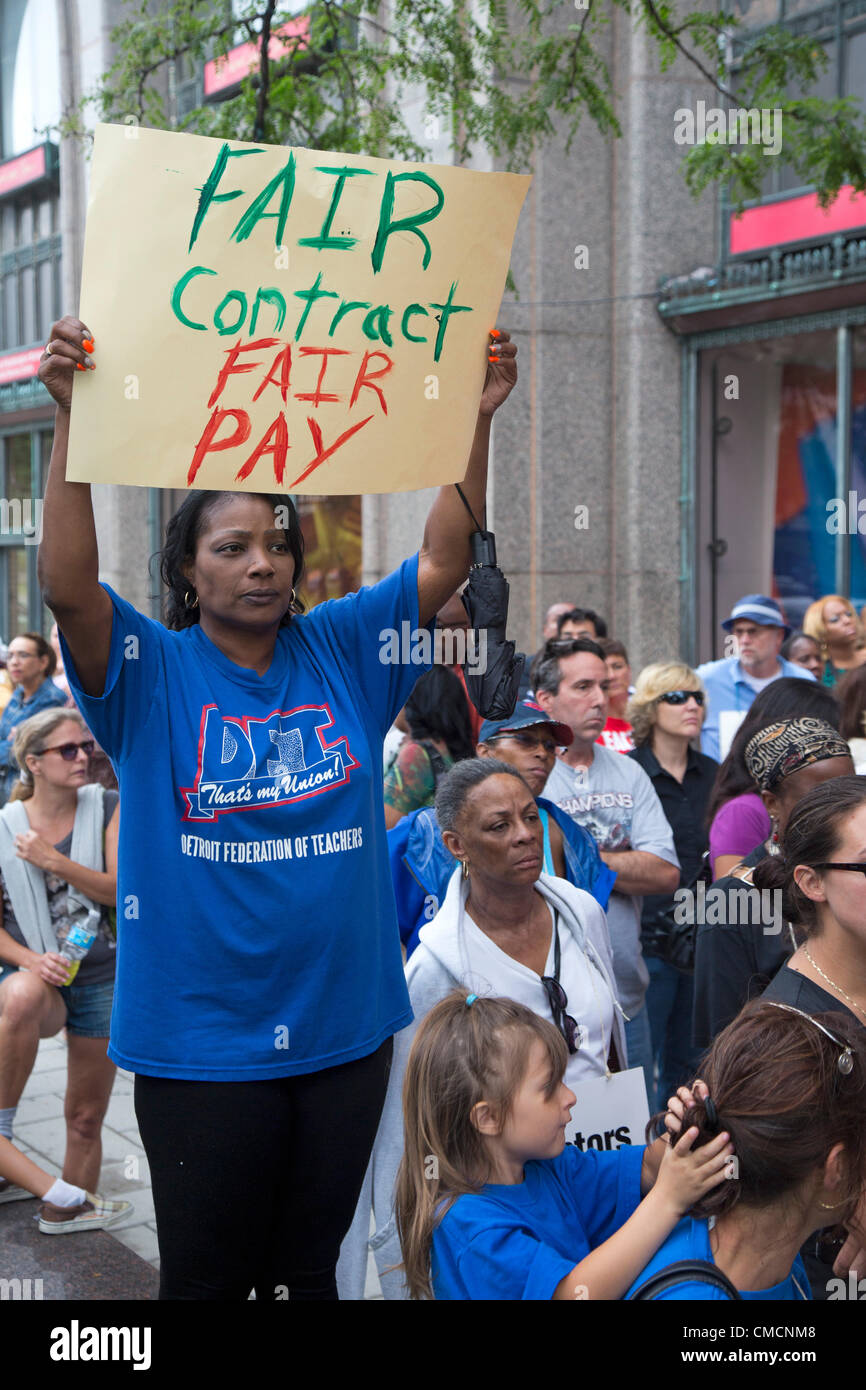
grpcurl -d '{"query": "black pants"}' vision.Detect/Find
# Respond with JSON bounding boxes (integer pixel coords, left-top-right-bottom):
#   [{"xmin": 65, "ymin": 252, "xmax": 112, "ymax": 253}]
[{"xmin": 134, "ymin": 1037, "xmax": 392, "ymax": 1301}]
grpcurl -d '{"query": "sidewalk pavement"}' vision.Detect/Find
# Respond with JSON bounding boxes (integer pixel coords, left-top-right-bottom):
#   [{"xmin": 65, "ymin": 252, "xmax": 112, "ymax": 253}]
[
  {"xmin": 12, "ymin": 1031, "xmax": 159, "ymax": 1269},
  {"xmin": 10, "ymin": 1032, "xmax": 383, "ymax": 1298}
]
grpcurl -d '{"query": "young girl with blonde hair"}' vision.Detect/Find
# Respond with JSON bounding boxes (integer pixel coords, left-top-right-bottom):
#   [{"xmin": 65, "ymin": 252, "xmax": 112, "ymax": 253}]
[{"xmin": 395, "ymin": 991, "xmax": 733, "ymax": 1300}]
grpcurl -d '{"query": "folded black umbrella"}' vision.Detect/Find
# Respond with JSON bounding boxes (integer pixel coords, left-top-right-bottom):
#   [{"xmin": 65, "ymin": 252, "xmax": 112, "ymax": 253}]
[{"xmin": 459, "ymin": 530, "xmax": 526, "ymax": 720}]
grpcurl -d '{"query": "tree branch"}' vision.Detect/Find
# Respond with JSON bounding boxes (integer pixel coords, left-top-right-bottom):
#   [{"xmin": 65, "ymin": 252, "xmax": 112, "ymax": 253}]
[
  {"xmin": 253, "ymin": 0, "xmax": 278, "ymax": 141},
  {"xmin": 641, "ymin": 0, "xmax": 737, "ymax": 104}
]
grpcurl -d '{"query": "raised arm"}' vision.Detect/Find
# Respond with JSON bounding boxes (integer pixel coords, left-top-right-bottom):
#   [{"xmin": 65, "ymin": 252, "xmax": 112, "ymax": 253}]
[
  {"xmin": 417, "ymin": 330, "xmax": 517, "ymax": 626},
  {"xmin": 36, "ymin": 318, "xmax": 113, "ymax": 698}
]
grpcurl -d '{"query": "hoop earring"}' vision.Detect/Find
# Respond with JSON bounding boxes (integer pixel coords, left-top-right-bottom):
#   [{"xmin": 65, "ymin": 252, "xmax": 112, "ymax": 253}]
[
  {"xmin": 767, "ymin": 819, "xmax": 781, "ymax": 857},
  {"xmin": 289, "ymin": 587, "xmax": 296, "ymax": 610},
  {"xmin": 818, "ymin": 1197, "xmax": 846, "ymax": 1210},
  {"xmin": 462, "ymin": 860, "xmax": 470, "ymax": 881},
  {"xmin": 184, "ymin": 590, "xmax": 199, "ymax": 611}
]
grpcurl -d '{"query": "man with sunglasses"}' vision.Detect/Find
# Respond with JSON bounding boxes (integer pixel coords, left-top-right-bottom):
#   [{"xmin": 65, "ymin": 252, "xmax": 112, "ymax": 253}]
[
  {"xmin": 532, "ymin": 637, "xmax": 680, "ymax": 1095},
  {"xmin": 696, "ymin": 594, "xmax": 814, "ymax": 762}
]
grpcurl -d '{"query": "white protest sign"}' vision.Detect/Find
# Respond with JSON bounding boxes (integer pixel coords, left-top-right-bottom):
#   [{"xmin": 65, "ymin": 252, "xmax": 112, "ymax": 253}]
[{"xmin": 565, "ymin": 1066, "xmax": 650, "ymax": 1151}]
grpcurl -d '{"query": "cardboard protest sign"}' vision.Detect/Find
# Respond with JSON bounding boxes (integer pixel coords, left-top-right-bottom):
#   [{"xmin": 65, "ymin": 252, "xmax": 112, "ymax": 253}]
[{"xmin": 67, "ymin": 124, "xmax": 529, "ymax": 494}]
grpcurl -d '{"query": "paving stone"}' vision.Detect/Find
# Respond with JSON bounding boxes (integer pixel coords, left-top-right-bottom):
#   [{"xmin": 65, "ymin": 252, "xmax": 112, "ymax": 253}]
[
  {"xmin": 111, "ymin": 1222, "xmax": 160, "ymax": 1265},
  {"xmin": 0, "ymin": 1200, "xmax": 159, "ymax": 1299},
  {"xmin": 14, "ymin": 1093, "xmax": 64, "ymax": 1126},
  {"xmin": 103, "ymin": 1093, "xmax": 139, "ymax": 1132},
  {"xmin": 13, "ymin": 1117, "xmax": 135, "ymax": 1169},
  {"xmin": 98, "ymin": 1158, "xmax": 151, "ymax": 1195},
  {"xmin": 16, "ymin": 1067, "xmax": 68, "ymax": 1098}
]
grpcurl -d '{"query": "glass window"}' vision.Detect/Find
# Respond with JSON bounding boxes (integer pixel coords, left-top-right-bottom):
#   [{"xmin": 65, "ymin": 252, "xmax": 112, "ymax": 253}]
[
  {"xmin": 697, "ymin": 329, "xmax": 839, "ymax": 657},
  {"xmin": 776, "ymin": 39, "xmax": 838, "ymax": 193},
  {"xmin": 37, "ymin": 257, "xmax": 53, "ymax": 339},
  {"xmin": 0, "ymin": 204, "xmax": 15, "ymax": 248},
  {"xmin": 2, "ymin": 272, "xmax": 18, "ymax": 350},
  {"xmin": 19, "ymin": 264, "xmax": 34, "ymax": 343},
  {"xmin": 733, "ymin": 0, "xmax": 783, "ymax": 25},
  {"xmin": 6, "ymin": 432, "xmax": 33, "ymax": 500},
  {"xmin": 39, "ymin": 429, "xmax": 52, "ymax": 493},
  {"xmin": 3, "ymin": 546, "xmax": 29, "ymax": 642},
  {"xmin": 36, "ymin": 196, "xmax": 53, "ymax": 239},
  {"xmin": 17, "ymin": 199, "xmax": 32, "ymax": 245},
  {"xmin": 295, "ymin": 496, "xmax": 362, "ymax": 608}
]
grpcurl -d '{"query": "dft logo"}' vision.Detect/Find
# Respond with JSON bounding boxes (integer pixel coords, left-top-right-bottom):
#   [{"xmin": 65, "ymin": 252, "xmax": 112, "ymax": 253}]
[{"xmin": 181, "ymin": 704, "xmax": 359, "ymax": 820}]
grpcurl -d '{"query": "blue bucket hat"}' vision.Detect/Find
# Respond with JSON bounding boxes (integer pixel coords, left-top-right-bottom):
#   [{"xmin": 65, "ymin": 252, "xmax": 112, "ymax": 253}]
[
  {"xmin": 721, "ymin": 594, "xmax": 790, "ymax": 639},
  {"xmin": 478, "ymin": 699, "xmax": 573, "ymax": 748}
]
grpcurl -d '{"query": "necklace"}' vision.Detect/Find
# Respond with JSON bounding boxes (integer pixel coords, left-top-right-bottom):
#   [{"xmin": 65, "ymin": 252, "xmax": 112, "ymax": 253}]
[{"xmin": 804, "ymin": 948, "xmax": 866, "ymax": 1022}]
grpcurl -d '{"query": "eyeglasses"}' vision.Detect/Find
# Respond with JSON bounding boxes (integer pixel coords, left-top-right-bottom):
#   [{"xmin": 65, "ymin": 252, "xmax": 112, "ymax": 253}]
[
  {"xmin": 657, "ymin": 690, "xmax": 705, "ymax": 706},
  {"xmin": 34, "ymin": 740, "xmax": 95, "ymax": 761},
  {"xmin": 811, "ymin": 863, "xmax": 866, "ymax": 877},
  {"xmin": 488, "ymin": 731, "xmax": 558, "ymax": 753},
  {"xmin": 540, "ymin": 976, "xmax": 581, "ymax": 1055}
]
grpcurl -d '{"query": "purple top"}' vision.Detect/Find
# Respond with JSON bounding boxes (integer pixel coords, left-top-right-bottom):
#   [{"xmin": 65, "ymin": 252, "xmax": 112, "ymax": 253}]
[{"xmin": 709, "ymin": 792, "xmax": 770, "ymax": 875}]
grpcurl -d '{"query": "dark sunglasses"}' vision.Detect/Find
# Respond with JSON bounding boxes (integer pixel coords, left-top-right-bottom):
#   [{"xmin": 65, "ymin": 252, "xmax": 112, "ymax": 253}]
[
  {"xmin": 35, "ymin": 739, "xmax": 95, "ymax": 761},
  {"xmin": 540, "ymin": 976, "xmax": 581, "ymax": 1055},
  {"xmin": 657, "ymin": 689, "xmax": 705, "ymax": 706}
]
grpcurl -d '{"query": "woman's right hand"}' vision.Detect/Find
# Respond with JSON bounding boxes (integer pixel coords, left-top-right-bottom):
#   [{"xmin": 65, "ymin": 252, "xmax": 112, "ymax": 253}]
[
  {"xmin": 37, "ymin": 317, "xmax": 95, "ymax": 412},
  {"xmin": 31, "ymin": 951, "xmax": 74, "ymax": 988}
]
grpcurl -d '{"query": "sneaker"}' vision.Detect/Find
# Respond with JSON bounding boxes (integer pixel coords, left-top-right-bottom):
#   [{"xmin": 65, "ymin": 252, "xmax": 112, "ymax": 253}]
[
  {"xmin": 0, "ymin": 1179, "xmax": 34, "ymax": 1204},
  {"xmin": 38, "ymin": 1193, "xmax": 132, "ymax": 1235}
]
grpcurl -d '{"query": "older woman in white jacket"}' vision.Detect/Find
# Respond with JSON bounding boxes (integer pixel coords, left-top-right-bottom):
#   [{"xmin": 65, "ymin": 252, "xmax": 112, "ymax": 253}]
[{"xmin": 338, "ymin": 758, "xmax": 626, "ymax": 1299}]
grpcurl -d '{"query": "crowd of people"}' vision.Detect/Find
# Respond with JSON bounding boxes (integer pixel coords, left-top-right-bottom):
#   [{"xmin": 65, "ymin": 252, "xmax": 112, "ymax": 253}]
[{"xmin": 0, "ymin": 313, "xmax": 865, "ymax": 1304}]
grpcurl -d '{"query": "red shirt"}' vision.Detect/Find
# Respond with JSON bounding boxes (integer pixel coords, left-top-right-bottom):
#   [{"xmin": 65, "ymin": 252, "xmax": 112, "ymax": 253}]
[{"xmin": 596, "ymin": 717, "xmax": 635, "ymax": 754}]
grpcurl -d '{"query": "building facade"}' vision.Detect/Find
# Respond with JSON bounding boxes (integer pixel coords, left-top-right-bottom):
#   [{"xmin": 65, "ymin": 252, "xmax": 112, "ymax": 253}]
[{"xmin": 4, "ymin": 0, "xmax": 863, "ymax": 669}]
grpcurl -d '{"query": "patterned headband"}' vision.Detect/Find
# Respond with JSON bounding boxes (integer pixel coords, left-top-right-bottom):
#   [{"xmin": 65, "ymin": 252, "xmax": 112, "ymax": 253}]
[{"xmin": 744, "ymin": 717, "xmax": 851, "ymax": 793}]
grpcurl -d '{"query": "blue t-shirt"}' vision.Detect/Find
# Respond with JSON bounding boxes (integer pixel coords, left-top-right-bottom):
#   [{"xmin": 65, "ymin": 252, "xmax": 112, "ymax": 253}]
[
  {"xmin": 626, "ymin": 1216, "xmax": 812, "ymax": 1300},
  {"xmin": 431, "ymin": 1143, "xmax": 645, "ymax": 1300},
  {"xmin": 59, "ymin": 555, "xmax": 431, "ymax": 1080}
]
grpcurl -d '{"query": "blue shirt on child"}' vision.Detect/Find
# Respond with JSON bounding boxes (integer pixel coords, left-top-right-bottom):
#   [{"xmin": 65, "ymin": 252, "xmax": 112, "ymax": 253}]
[{"xmin": 431, "ymin": 1143, "xmax": 645, "ymax": 1300}]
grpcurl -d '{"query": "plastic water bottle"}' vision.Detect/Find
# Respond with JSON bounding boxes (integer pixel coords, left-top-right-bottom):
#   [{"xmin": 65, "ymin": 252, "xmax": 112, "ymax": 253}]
[{"xmin": 59, "ymin": 908, "xmax": 102, "ymax": 985}]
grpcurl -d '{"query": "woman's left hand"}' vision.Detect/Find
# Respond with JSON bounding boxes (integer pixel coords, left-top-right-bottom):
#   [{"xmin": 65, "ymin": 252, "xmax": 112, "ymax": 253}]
[
  {"xmin": 14, "ymin": 830, "xmax": 59, "ymax": 873},
  {"xmin": 479, "ymin": 329, "xmax": 517, "ymax": 418}
]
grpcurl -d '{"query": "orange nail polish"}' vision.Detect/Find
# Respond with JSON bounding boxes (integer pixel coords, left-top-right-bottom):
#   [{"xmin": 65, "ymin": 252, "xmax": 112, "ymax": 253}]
[
  {"xmin": 82, "ymin": 338, "xmax": 94, "ymax": 352},
  {"xmin": 488, "ymin": 355, "xmax": 498, "ymax": 362},
  {"xmin": 489, "ymin": 328, "xmax": 501, "ymax": 338},
  {"xmin": 76, "ymin": 362, "xmax": 85, "ymax": 371}
]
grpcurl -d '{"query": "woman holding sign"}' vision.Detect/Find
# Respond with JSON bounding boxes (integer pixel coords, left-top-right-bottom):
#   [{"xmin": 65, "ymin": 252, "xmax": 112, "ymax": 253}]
[{"xmin": 36, "ymin": 313, "xmax": 516, "ymax": 1301}]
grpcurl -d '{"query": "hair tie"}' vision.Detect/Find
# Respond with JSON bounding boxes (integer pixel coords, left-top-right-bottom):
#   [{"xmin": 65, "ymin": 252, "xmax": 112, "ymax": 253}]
[
  {"xmin": 704, "ymin": 1097, "xmax": 718, "ymax": 1131},
  {"xmin": 465, "ymin": 994, "xmax": 477, "ymax": 1007}
]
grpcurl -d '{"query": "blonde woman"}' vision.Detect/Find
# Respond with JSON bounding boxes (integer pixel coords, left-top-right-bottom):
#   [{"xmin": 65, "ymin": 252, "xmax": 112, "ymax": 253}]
[
  {"xmin": 0, "ymin": 708, "xmax": 121, "ymax": 1230},
  {"xmin": 627, "ymin": 663, "xmax": 718, "ymax": 1109},
  {"xmin": 803, "ymin": 594, "xmax": 866, "ymax": 688}
]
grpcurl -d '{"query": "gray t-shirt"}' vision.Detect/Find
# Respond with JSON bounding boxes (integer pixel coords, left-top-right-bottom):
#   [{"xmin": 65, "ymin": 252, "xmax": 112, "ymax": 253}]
[
  {"xmin": 0, "ymin": 790, "xmax": 119, "ymax": 986},
  {"xmin": 542, "ymin": 747, "xmax": 679, "ymax": 1015}
]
